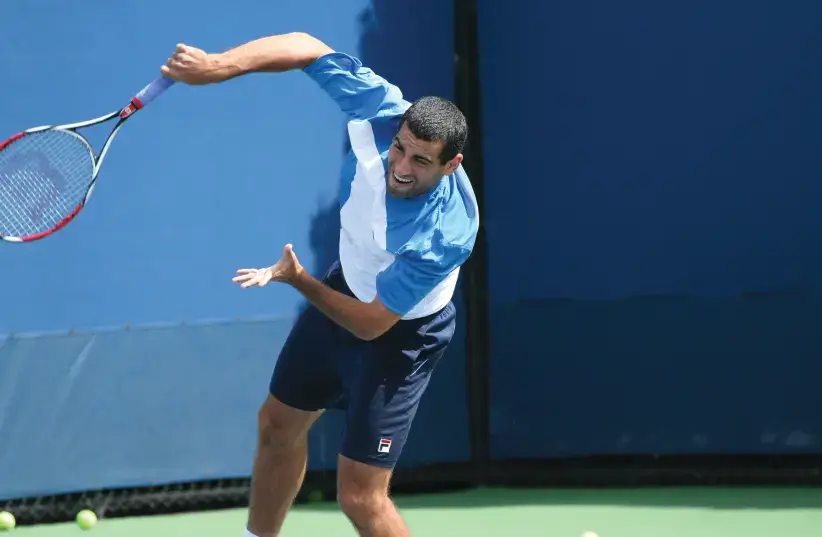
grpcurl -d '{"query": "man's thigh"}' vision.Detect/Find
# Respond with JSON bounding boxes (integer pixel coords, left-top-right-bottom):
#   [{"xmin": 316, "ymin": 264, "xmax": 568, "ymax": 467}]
[
  {"xmin": 339, "ymin": 301, "xmax": 457, "ymax": 468},
  {"xmin": 269, "ymin": 301, "xmax": 345, "ymax": 412}
]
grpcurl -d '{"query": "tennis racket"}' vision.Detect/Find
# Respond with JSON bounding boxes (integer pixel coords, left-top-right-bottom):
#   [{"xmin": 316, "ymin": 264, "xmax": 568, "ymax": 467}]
[{"xmin": 0, "ymin": 75, "xmax": 175, "ymax": 243}]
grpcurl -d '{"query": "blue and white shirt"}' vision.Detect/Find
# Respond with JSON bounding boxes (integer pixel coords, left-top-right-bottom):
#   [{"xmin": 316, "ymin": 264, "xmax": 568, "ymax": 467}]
[{"xmin": 304, "ymin": 52, "xmax": 479, "ymax": 320}]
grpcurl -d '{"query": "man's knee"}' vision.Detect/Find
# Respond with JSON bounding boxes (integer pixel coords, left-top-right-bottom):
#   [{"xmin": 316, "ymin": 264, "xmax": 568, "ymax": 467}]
[
  {"xmin": 257, "ymin": 394, "xmax": 321, "ymax": 450},
  {"xmin": 336, "ymin": 455, "xmax": 393, "ymax": 521},
  {"xmin": 338, "ymin": 488, "xmax": 389, "ymax": 523},
  {"xmin": 338, "ymin": 484, "xmax": 391, "ymax": 522}
]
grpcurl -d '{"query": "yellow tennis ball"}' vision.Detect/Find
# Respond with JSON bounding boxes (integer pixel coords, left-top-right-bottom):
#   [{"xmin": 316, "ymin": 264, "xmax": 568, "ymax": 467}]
[
  {"xmin": 307, "ymin": 490, "xmax": 324, "ymax": 503},
  {"xmin": 76, "ymin": 509, "xmax": 97, "ymax": 530},
  {"xmin": 0, "ymin": 511, "xmax": 15, "ymax": 531},
  {"xmin": 581, "ymin": 531, "xmax": 599, "ymax": 537}
]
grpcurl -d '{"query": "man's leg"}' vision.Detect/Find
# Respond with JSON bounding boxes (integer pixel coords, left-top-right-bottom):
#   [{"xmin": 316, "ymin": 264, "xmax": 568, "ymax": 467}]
[
  {"xmin": 336, "ymin": 360, "xmax": 437, "ymax": 537},
  {"xmin": 247, "ymin": 395, "xmax": 322, "ymax": 537},
  {"xmin": 337, "ymin": 455, "xmax": 409, "ymax": 537},
  {"xmin": 336, "ymin": 301, "xmax": 456, "ymax": 536},
  {"xmin": 247, "ymin": 296, "xmax": 345, "ymax": 537}
]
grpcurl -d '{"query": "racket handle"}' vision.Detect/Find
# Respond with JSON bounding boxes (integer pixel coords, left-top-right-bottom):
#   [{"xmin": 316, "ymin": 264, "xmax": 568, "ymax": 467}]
[{"xmin": 134, "ymin": 75, "xmax": 175, "ymax": 107}]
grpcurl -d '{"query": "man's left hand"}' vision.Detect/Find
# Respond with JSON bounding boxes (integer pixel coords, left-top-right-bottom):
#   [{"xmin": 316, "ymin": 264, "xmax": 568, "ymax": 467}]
[{"xmin": 232, "ymin": 244, "xmax": 304, "ymax": 288}]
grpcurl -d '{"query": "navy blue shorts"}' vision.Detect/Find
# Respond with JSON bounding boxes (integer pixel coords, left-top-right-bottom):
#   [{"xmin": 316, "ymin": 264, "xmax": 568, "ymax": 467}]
[{"xmin": 269, "ymin": 260, "xmax": 456, "ymax": 468}]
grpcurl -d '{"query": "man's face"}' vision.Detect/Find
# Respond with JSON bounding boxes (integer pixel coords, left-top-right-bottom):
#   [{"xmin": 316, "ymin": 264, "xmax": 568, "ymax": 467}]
[{"xmin": 386, "ymin": 123, "xmax": 462, "ymax": 198}]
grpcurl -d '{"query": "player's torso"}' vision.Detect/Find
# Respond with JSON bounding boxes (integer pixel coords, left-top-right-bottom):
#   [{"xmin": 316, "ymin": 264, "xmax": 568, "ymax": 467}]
[{"xmin": 337, "ymin": 113, "xmax": 462, "ymax": 315}]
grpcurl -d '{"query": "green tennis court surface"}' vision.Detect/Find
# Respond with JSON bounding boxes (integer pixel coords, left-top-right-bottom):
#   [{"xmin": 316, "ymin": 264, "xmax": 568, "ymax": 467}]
[{"xmin": 11, "ymin": 487, "xmax": 822, "ymax": 536}]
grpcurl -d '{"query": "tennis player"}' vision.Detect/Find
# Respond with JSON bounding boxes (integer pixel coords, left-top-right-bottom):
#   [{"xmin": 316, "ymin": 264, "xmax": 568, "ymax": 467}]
[{"xmin": 162, "ymin": 32, "xmax": 479, "ymax": 537}]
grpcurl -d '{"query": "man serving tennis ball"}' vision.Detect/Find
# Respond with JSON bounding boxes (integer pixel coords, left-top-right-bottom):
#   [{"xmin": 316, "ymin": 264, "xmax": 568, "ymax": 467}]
[{"xmin": 161, "ymin": 32, "xmax": 479, "ymax": 537}]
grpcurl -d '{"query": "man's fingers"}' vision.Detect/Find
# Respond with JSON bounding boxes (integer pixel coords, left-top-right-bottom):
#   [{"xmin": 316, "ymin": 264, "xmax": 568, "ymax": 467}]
[
  {"xmin": 240, "ymin": 274, "xmax": 263, "ymax": 288},
  {"xmin": 232, "ymin": 270, "xmax": 260, "ymax": 284},
  {"xmin": 233, "ymin": 267, "xmax": 275, "ymax": 288}
]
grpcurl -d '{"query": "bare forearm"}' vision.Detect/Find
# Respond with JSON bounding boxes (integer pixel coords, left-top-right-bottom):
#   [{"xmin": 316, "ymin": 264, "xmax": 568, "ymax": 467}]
[
  {"xmin": 290, "ymin": 270, "xmax": 390, "ymax": 341},
  {"xmin": 211, "ymin": 32, "xmax": 334, "ymax": 81}
]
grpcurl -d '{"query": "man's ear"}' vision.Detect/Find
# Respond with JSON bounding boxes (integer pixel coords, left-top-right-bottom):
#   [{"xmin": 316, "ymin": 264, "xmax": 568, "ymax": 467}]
[{"xmin": 444, "ymin": 153, "xmax": 463, "ymax": 175}]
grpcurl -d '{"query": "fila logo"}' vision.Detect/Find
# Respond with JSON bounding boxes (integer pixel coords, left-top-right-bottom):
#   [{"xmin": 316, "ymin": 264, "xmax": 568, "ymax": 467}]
[{"xmin": 378, "ymin": 438, "xmax": 392, "ymax": 453}]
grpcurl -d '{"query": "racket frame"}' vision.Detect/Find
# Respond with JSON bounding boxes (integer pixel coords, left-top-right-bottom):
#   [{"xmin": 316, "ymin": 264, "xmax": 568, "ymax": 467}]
[{"xmin": 0, "ymin": 75, "xmax": 174, "ymax": 243}]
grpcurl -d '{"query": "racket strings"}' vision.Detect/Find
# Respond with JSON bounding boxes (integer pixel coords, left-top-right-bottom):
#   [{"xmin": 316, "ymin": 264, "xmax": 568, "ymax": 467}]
[{"xmin": 0, "ymin": 130, "xmax": 94, "ymax": 238}]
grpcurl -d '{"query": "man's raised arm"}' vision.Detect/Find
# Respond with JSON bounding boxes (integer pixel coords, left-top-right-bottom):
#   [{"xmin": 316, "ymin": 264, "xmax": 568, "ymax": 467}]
[
  {"xmin": 161, "ymin": 33, "xmax": 405, "ymax": 121},
  {"xmin": 160, "ymin": 32, "xmax": 333, "ymax": 85}
]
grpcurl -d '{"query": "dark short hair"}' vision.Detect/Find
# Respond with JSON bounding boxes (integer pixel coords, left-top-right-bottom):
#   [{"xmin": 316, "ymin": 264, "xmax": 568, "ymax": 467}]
[{"xmin": 398, "ymin": 96, "xmax": 468, "ymax": 164}]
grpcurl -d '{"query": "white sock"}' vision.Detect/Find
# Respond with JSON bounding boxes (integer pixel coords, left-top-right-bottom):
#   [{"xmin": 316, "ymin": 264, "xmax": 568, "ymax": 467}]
[{"xmin": 244, "ymin": 530, "xmax": 259, "ymax": 537}]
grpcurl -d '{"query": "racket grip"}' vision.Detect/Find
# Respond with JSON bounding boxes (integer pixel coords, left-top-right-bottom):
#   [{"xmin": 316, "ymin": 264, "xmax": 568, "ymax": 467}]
[{"xmin": 134, "ymin": 76, "xmax": 175, "ymax": 107}]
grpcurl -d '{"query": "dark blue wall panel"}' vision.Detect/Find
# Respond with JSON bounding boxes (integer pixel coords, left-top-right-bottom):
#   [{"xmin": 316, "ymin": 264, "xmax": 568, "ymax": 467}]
[
  {"xmin": 0, "ymin": 0, "xmax": 467, "ymax": 500},
  {"xmin": 478, "ymin": 0, "xmax": 822, "ymax": 458}
]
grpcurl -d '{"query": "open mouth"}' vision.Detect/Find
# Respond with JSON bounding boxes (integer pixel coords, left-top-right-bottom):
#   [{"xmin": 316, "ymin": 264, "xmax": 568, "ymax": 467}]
[{"xmin": 393, "ymin": 172, "xmax": 413, "ymax": 185}]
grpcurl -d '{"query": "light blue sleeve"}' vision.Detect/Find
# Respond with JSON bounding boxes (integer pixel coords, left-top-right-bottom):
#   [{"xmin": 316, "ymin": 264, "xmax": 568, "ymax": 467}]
[
  {"xmin": 376, "ymin": 245, "xmax": 471, "ymax": 316},
  {"xmin": 303, "ymin": 52, "xmax": 406, "ymax": 120}
]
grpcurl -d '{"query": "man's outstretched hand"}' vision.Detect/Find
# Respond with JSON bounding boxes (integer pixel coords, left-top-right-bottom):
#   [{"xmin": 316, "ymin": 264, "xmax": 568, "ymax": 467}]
[
  {"xmin": 233, "ymin": 242, "xmax": 402, "ymax": 340},
  {"xmin": 232, "ymin": 244, "xmax": 304, "ymax": 288}
]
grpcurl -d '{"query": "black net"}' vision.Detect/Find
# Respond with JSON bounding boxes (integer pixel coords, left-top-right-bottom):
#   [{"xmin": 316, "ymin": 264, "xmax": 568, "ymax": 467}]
[{"xmin": 0, "ymin": 479, "xmax": 250, "ymax": 526}]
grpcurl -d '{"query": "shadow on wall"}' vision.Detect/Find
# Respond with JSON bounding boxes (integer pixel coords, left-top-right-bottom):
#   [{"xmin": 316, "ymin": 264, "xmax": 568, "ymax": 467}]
[{"xmin": 305, "ymin": 0, "xmax": 443, "ymax": 289}]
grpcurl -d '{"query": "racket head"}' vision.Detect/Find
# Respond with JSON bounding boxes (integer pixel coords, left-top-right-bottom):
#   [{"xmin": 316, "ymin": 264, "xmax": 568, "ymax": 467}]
[{"xmin": 0, "ymin": 129, "xmax": 96, "ymax": 242}]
